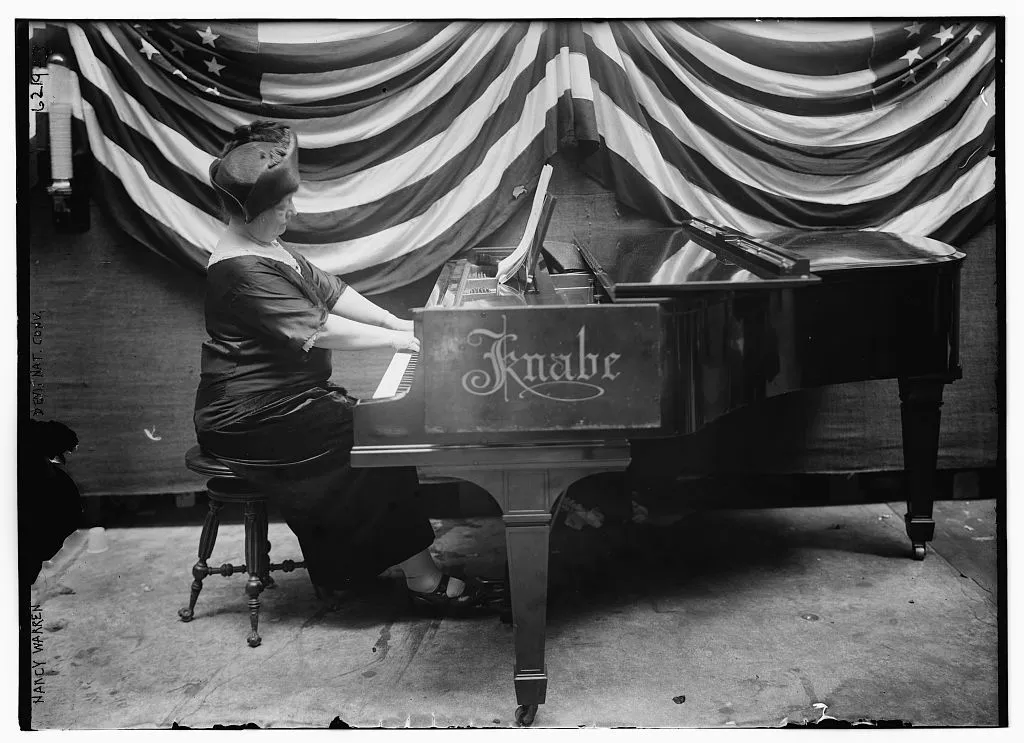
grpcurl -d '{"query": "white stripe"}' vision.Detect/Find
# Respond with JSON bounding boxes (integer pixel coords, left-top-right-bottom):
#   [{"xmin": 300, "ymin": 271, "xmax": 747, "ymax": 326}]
[
  {"xmin": 296, "ymin": 55, "xmax": 570, "ymax": 274},
  {"xmin": 595, "ymin": 78, "xmax": 995, "ymax": 241},
  {"xmin": 621, "ymin": 43, "xmax": 996, "ymax": 204},
  {"xmin": 78, "ymin": 21, "xmax": 496, "ymax": 150},
  {"xmin": 588, "ymin": 22, "xmax": 996, "ymax": 147},
  {"xmin": 568, "ymin": 49, "xmax": 594, "ymax": 102},
  {"xmin": 651, "ymin": 22, "xmax": 877, "ymax": 99},
  {"xmin": 295, "ymin": 24, "xmax": 547, "ymax": 209},
  {"xmin": 284, "ymin": 23, "xmax": 518, "ymax": 148},
  {"xmin": 260, "ymin": 23, "xmax": 475, "ymax": 103},
  {"xmin": 75, "ymin": 20, "xmax": 495, "ymax": 149},
  {"xmin": 79, "ymin": 101, "xmax": 224, "ymax": 251},
  {"xmin": 705, "ymin": 20, "xmax": 891, "ymax": 44},
  {"xmin": 876, "ymin": 157, "xmax": 995, "ymax": 235},
  {"xmin": 257, "ymin": 21, "xmax": 411, "ymax": 44},
  {"xmin": 60, "ymin": 18, "xmax": 992, "ymax": 287},
  {"xmin": 589, "ymin": 83, "xmax": 785, "ymax": 236},
  {"xmin": 66, "ymin": 25, "xmax": 218, "ymax": 186},
  {"xmin": 85, "ymin": 24, "xmax": 251, "ymax": 132},
  {"xmin": 64, "ymin": 18, "xmax": 562, "ymax": 277},
  {"xmin": 74, "ymin": 20, "xmax": 541, "ymax": 167}
]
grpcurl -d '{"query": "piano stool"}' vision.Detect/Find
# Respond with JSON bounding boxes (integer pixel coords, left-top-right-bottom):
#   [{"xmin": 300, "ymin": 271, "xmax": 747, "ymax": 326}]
[{"xmin": 178, "ymin": 445, "xmax": 306, "ymax": 648}]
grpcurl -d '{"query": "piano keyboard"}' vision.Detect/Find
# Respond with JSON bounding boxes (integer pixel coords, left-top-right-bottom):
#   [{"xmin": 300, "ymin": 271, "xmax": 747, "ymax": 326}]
[{"xmin": 372, "ymin": 351, "xmax": 419, "ymax": 399}]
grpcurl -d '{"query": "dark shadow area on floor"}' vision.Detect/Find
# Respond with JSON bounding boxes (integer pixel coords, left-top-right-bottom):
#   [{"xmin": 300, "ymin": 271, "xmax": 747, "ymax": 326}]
[
  {"xmin": 87, "ymin": 467, "xmax": 996, "ymax": 529},
  {"xmin": 171, "ymin": 503, "xmax": 932, "ymax": 635},
  {"xmin": 103, "ymin": 468, "xmax": 998, "ymax": 639}
]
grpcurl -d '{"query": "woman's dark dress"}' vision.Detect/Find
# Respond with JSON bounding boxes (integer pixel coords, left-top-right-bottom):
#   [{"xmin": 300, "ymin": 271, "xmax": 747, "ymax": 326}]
[{"xmin": 194, "ymin": 246, "xmax": 434, "ymax": 588}]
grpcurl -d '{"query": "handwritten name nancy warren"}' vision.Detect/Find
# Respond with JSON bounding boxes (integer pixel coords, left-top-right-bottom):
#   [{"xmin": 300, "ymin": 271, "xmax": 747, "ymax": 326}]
[{"xmin": 30, "ymin": 605, "xmax": 47, "ymax": 703}]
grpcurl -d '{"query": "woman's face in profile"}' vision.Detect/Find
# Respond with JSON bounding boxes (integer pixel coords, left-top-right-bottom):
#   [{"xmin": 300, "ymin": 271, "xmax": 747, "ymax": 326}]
[{"xmin": 258, "ymin": 192, "xmax": 297, "ymax": 238}]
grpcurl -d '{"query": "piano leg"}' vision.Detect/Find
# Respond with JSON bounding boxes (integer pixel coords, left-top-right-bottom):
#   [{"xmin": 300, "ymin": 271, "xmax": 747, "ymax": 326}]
[
  {"xmin": 898, "ymin": 377, "xmax": 946, "ymax": 560},
  {"xmin": 417, "ymin": 442, "xmax": 630, "ymax": 728},
  {"xmin": 430, "ymin": 442, "xmax": 630, "ymax": 726},
  {"xmin": 504, "ymin": 504, "xmax": 553, "ymax": 727},
  {"xmin": 459, "ymin": 469, "xmax": 561, "ymax": 726}
]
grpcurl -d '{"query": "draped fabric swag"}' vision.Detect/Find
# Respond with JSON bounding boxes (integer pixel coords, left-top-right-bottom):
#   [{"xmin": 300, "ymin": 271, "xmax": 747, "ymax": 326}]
[{"xmin": 42, "ymin": 20, "xmax": 997, "ymax": 294}]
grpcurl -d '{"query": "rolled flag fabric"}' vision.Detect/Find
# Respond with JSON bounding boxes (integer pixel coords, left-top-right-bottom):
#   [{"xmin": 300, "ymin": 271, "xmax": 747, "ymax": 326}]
[{"xmin": 38, "ymin": 19, "xmax": 996, "ymax": 293}]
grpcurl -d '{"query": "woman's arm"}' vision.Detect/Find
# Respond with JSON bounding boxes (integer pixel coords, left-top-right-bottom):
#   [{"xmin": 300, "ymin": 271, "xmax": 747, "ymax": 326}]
[
  {"xmin": 312, "ymin": 314, "xmax": 419, "ymax": 353},
  {"xmin": 329, "ymin": 286, "xmax": 412, "ymax": 331}
]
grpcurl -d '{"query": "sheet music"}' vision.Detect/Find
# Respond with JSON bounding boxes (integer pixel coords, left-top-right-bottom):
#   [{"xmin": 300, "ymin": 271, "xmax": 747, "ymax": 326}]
[{"xmin": 496, "ymin": 164, "xmax": 554, "ymax": 284}]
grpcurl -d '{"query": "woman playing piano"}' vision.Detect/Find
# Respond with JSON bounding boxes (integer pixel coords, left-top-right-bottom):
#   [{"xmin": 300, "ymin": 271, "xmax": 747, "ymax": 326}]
[{"xmin": 193, "ymin": 121, "xmax": 488, "ymax": 612}]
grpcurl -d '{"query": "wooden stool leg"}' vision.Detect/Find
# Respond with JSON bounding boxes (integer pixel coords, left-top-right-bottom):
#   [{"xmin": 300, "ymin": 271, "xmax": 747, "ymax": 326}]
[
  {"xmin": 259, "ymin": 504, "xmax": 275, "ymax": 589},
  {"xmin": 179, "ymin": 497, "xmax": 222, "ymax": 622},
  {"xmin": 243, "ymin": 500, "xmax": 265, "ymax": 648}
]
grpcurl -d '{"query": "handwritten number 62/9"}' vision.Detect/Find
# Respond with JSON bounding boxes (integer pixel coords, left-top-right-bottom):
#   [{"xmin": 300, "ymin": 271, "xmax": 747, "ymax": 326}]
[{"xmin": 29, "ymin": 84, "xmax": 45, "ymax": 111}]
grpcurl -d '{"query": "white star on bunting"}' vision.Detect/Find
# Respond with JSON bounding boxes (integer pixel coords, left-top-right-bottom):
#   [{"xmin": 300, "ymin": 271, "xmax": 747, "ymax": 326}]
[
  {"xmin": 139, "ymin": 39, "xmax": 159, "ymax": 60},
  {"xmin": 966, "ymin": 26, "xmax": 982, "ymax": 43},
  {"xmin": 900, "ymin": 47, "xmax": 923, "ymax": 66},
  {"xmin": 933, "ymin": 26, "xmax": 955, "ymax": 45},
  {"xmin": 197, "ymin": 26, "xmax": 219, "ymax": 47},
  {"xmin": 901, "ymin": 70, "xmax": 917, "ymax": 86},
  {"xmin": 169, "ymin": 40, "xmax": 185, "ymax": 56},
  {"xmin": 904, "ymin": 21, "xmax": 924, "ymax": 37},
  {"xmin": 204, "ymin": 57, "xmax": 225, "ymax": 76},
  {"xmin": 936, "ymin": 56, "xmax": 951, "ymax": 69},
  {"xmin": 172, "ymin": 69, "xmax": 188, "ymax": 80},
  {"xmin": 204, "ymin": 86, "xmax": 221, "ymax": 96}
]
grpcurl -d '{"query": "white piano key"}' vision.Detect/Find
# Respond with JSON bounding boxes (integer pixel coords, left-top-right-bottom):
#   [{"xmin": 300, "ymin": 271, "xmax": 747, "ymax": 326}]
[{"xmin": 373, "ymin": 352, "xmax": 413, "ymax": 399}]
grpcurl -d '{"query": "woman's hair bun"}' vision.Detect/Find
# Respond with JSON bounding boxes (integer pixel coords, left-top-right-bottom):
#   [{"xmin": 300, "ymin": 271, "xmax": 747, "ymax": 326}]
[{"xmin": 220, "ymin": 121, "xmax": 292, "ymax": 157}]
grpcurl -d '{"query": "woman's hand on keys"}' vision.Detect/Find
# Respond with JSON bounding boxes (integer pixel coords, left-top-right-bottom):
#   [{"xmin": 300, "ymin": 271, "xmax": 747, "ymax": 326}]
[{"xmin": 391, "ymin": 331, "xmax": 420, "ymax": 354}]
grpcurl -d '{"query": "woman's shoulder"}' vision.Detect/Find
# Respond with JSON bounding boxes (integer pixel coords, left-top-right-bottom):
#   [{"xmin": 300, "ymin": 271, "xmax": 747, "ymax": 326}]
[
  {"xmin": 208, "ymin": 256, "xmax": 299, "ymax": 305},
  {"xmin": 279, "ymin": 244, "xmax": 341, "ymax": 286},
  {"xmin": 208, "ymin": 253, "xmax": 283, "ymax": 282},
  {"xmin": 279, "ymin": 243, "xmax": 314, "ymax": 268}
]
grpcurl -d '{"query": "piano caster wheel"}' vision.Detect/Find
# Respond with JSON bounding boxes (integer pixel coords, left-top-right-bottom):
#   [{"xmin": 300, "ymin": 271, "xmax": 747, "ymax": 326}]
[
  {"xmin": 178, "ymin": 607, "xmax": 194, "ymax": 622},
  {"xmin": 912, "ymin": 544, "xmax": 927, "ymax": 561},
  {"xmin": 515, "ymin": 704, "xmax": 538, "ymax": 727}
]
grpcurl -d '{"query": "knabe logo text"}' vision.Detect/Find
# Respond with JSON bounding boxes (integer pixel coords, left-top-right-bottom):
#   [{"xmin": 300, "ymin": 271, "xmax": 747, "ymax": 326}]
[{"xmin": 461, "ymin": 314, "xmax": 621, "ymax": 402}]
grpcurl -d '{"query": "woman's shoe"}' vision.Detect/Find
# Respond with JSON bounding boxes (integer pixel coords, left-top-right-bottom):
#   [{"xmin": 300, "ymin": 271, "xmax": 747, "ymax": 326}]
[
  {"xmin": 408, "ymin": 574, "xmax": 490, "ymax": 615},
  {"xmin": 471, "ymin": 575, "xmax": 507, "ymax": 601}
]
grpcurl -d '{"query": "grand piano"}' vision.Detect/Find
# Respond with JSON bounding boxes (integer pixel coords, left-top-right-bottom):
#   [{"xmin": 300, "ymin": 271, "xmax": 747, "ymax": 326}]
[{"xmin": 352, "ymin": 216, "xmax": 964, "ymax": 726}]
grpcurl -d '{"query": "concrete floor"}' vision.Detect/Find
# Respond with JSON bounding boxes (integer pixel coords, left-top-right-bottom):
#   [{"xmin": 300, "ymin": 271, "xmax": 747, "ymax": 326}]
[{"xmin": 27, "ymin": 498, "xmax": 999, "ymax": 730}]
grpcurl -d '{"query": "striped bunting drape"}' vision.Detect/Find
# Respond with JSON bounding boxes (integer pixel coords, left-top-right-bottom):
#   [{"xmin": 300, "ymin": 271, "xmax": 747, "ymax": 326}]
[
  {"xmin": 43, "ymin": 20, "xmax": 996, "ymax": 294},
  {"xmin": 582, "ymin": 19, "xmax": 998, "ymax": 242}
]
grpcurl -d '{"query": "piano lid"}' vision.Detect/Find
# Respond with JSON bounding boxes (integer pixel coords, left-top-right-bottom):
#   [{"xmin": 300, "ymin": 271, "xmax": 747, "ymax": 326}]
[
  {"xmin": 766, "ymin": 229, "xmax": 966, "ymax": 273},
  {"xmin": 576, "ymin": 225, "xmax": 965, "ymax": 300},
  {"xmin": 579, "ymin": 227, "xmax": 820, "ymax": 300}
]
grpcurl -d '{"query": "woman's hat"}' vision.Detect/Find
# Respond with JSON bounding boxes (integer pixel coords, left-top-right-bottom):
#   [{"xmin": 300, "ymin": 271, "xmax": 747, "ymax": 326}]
[{"xmin": 209, "ymin": 129, "xmax": 300, "ymax": 222}]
